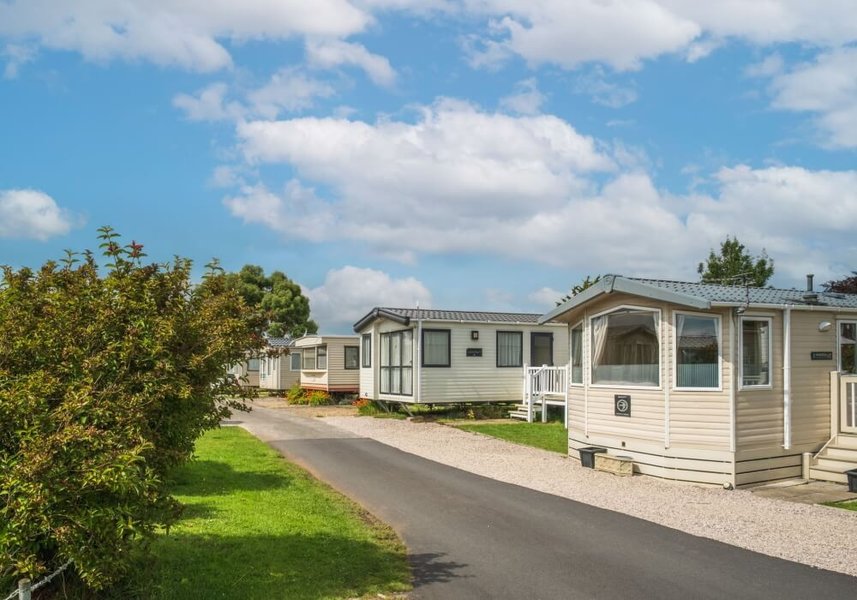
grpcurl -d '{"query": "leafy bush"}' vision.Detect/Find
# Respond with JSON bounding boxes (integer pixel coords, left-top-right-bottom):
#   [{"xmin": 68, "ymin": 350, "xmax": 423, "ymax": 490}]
[
  {"xmin": 353, "ymin": 399, "xmax": 383, "ymax": 416},
  {"xmin": 286, "ymin": 384, "xmax": 306, "ymax": 404},
  {"xmin": 0, "ymin": 228, "xmax": 261, "ymax": 590},
  {"xmin": 305, "ymin": 390, "xmax": 332, "ymax": 406}
]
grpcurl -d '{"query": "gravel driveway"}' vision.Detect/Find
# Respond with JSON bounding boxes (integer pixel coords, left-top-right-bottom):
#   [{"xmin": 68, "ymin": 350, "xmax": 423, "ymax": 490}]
[{"xmin": 322, "ymin": 415, "xmax": 857, "ymax": 577}]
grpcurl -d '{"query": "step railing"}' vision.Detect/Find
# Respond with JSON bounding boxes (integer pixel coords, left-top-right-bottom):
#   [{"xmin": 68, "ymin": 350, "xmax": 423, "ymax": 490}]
[{"xmin": 523, "ymin": 364, "xmax": 569, "ymax": 427}]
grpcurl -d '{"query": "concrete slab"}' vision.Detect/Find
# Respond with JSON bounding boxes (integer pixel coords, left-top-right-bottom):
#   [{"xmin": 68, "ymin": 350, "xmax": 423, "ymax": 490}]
[{"xmin": 751, "ymin": 480, "xmax": 857, "ymax": 505}]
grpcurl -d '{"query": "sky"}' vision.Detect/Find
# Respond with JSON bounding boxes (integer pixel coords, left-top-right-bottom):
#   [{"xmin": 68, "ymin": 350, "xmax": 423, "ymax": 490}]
[{"xmin": 1, "ymin": 1, "xmax": 856, "ymax": 333}]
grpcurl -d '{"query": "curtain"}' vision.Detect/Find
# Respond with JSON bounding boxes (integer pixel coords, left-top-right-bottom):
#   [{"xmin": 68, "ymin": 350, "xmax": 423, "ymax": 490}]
[
  {"xmin": 423, "ymin": 330, "xmax": 449, "ymax": 365},
  {"xmin": 676, "ymin": 314, "xmax": 719, "ymax": 388},
  {"xmin": 497, "ymin": 332, "xmax": 522, "ymax": 366},
  {"xmin": 570, "ymin": 325, "xmax": 583, "ymax": 384}
]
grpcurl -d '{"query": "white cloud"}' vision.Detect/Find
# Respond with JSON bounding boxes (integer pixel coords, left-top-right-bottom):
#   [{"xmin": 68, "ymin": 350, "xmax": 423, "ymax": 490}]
[
  {"xmin": 306, "ymin": 39, "xmax": 396, "ymax": 87},
  {"xmin": 464, "ymin": 1, "xmax": 857, "ymax": 71},
  {"xmin": 246, "ymin": 68, "xmax": 337, "ymax": 117},
  {"xmin": 2, "ymin": 43, "xmax": 36, "ymax": 78},
  {"xmin": 174, "ymin": 70, "xmax": 336, "ymax": 122},
  {"xmin": 0, "ymin": 189, "xmax": 76, "ymax": 240},
  {"xmin": 228, "ymin": 95, "xmax": 857, "ymax": 285},
  {"xmin": 173, "ymin": 82, "xmax": 243, "ymax": 121},
  {"xmin": 573, "ymin": 67, "xmax": 638, "ymax": 108},
  {"xmin": 528, "ymin": 286, "xmax": 565, "ymax": 308},
  {"xmin": 224, "ymin": 180, "xmax": 335, "ymax": 242},
  {"xmin": 0, "ymin": 0, "xmax": 371, "ymax": 72},
  {"xmin": 304, "ymin": 266, "xmax": 431, "ymax": 331},
  {"xmin": 767, "ymin": 47, "xmax": 857, "ymax": 148},
  {"xmin": 499, "ymin": 78, "xmax": 545, "ymax": 115}
]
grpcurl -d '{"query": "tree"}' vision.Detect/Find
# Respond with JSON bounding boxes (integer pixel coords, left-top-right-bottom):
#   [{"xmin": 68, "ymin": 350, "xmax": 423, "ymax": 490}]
[
  {"xmin": 697, "ymin": 237, "xmax": 774, "ymax": 287},
  {"xmin": 823, "ymin": 272, "xmax": 857, "ymax": 294},
  {"xmin": 0, "ymin": 228, "xmax": 262, "ymax": 590},
  {"xmin": 557, "ymin": 275, "xmax": 602, "ymax": 305},
  {"xmin": 225, "ymin": 265, "xmax": 318, "ymax": 337}
]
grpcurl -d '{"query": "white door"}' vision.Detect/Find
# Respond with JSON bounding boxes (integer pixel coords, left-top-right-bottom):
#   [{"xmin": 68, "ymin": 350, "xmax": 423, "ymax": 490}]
[{"xmin": 838, "ymin": 321, "xmax": 857, "ymax": 434}]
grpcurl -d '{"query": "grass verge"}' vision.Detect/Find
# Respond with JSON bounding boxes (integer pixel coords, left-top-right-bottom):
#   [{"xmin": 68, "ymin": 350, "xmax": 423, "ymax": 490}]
[
  {"xmin": 453, "ymin": 421, "xmax": 568, "ymax": 454},
  {"xmin": 825, "ymin": 499, "xmax": 857, "ymax": 511},
  {"xmin": 106, "ymin": 427, "xmax": 411, "ymax": 599}
]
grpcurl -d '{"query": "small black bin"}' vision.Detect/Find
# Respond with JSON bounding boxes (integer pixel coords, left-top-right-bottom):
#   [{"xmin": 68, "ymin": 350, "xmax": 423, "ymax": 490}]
[
  {"xmin": 579, "ymin": 446, "xmax": 607, "ymax": 469},
  {"xmin": 847, "ymin": 469, "xmax": 857, "ymax": 493}
]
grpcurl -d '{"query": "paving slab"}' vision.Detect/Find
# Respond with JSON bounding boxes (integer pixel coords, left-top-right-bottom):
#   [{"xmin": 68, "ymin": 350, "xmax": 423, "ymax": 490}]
[{"xmin": 750, "ymin": 480, "xmax": 857, "ymax": 505}]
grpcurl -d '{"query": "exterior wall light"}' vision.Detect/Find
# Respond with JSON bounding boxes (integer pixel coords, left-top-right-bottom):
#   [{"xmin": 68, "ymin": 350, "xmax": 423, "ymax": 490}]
[
  {"xmin": 471, "ymin": 330, "xmax": 479, "ymax": 340},
  {"xmin": 818, "ymin": 321, "xmax": 832, "ymax": 332}
]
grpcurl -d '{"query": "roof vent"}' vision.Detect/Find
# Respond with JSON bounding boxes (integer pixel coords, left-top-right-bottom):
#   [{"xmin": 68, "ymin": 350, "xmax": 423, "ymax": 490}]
[{"xmin": 806, "ymin": 274, "xmax": 814, "ymax": 292}]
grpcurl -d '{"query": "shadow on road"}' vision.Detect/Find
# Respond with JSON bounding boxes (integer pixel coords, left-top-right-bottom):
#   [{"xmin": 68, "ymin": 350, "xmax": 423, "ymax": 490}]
[{"xmin": 410, "ymin": 552, "xmax": 470, "ymax": 587}]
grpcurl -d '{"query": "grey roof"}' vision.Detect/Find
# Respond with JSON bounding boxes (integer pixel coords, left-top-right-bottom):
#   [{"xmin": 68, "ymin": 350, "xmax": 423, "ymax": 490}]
[
  {"xmin": 354, "ymin": 307, "xmax": 548, "ymax": 332},
  {"xmin": 539, "ymin": 275, "xmax": 857, "ymax": 324},
  {"xmin": 264, "ymin": 335, "xmax": 294, "ymax": 348}
]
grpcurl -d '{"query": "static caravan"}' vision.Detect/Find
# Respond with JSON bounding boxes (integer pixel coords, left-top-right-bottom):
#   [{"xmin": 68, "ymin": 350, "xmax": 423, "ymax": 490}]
[
  {"xmin": 540, "ymin": 275, "xmax": 857, "ymax": 488},
  {"xmin": 353, "ymin": 308, "xmax": 569, "ymax": 407},
  {"xmin": 258, "ymin": 336, "xmax": 301, "ymax": 393},
  {"xmin": 227, "ymin": 355, "xmax": 260, "ymax": 388},
  {"xmin": 294, "ymin": 334, "xmax": 360, "ymax": 394}
]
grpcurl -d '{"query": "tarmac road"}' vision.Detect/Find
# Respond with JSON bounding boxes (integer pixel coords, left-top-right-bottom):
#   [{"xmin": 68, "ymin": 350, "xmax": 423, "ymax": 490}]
[{"xmin": 234, "ymin": 406, "xmax": 857, "ymax": 600}]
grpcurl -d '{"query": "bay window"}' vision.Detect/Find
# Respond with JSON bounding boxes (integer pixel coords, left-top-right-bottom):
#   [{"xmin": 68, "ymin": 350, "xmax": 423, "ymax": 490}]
[{"xmin": 591, "ymin": 308, "xmax": 660, "ymax": 386}]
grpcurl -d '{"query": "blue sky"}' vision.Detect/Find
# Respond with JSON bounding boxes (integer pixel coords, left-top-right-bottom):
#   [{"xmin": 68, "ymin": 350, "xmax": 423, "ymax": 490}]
[{"xmin": 1, "ymin": 1, "xmax": 856, "ymax": 333}]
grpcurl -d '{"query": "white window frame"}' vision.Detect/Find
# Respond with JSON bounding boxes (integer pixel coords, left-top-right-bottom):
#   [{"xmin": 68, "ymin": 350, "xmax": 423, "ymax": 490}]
[
  {"xmin": 672, "ymin": 311, "xmax": 722, "ymax": 392},
  {"xmin": 361, "ymin": 334, "xmax": 371, "ymax": 368},
  {"xmin": 570, "ymin": 321, "xmax": 584, "ymax": 387},
  {"xmin": 837, "ymin": 320, "xmax": 857, "ymax": 374},
  {"xmin": 739, "ymin": 316, "xmax": 773, "ymax": 390},
  {"xmin": 589, "ymin": 304, "xmax": 662, "ymax": 390},
  {"xmin": 317, "ymin": 345, "xmax": 328, "ymax": 370}
]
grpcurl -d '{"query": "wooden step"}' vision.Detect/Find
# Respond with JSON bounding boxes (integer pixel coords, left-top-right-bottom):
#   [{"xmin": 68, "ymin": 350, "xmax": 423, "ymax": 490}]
[
  {"xmin": 823, "ymin": 446, "xmax": 857, "ymax": 461},
  {"xmin": 809, "ymin": 466, "xmax": 848, "ymax": 484},
  {"xmin": 834, "ymin": 435, "xmax": 857, "ymax": 450},
  {"xmin": 814, "ymin": 456, "xmax": 857, "ymax": 472}
]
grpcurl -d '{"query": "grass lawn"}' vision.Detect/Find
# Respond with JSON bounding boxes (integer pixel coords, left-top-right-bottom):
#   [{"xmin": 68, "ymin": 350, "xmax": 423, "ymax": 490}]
[
  {"xmin": 109, "ymin": 427, "xmax": 410, "ymax": 599},
  {"xmin": 453, "ymin": 421, "xmax": 568, "ymax": 454}
]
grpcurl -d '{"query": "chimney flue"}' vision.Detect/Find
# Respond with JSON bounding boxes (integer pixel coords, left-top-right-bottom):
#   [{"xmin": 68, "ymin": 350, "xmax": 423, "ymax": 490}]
[{"xmin": 806, "ymin": 274, "xmax": 814, "ymax": 292}]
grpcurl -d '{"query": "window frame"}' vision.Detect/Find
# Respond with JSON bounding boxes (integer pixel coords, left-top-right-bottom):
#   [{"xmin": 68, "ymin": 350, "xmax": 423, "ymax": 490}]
[
  {"xmin": 380, "ymin": 329, "xmax": 414, "ymax": 396},
  {"xmin": 672, "ymin": 310, "xmax": 722, "ymax": 392},
  {"xmin": 570, "ymin": 322, "xmax": 584, "ymax": 386},
  {"xmin": 361, "ymin": 334, "xmax": 372, "ymax": 368},
  {"xmin": 739, "ymin": 316, "xmax": 773, "ymax": 390},
  {"xmin": 422, "ymin": 328, "xmax": 451, "ymax": 368},
  {"xmin": 316, "ymin": 345, "xmax": 328, "ymax": 370},
  {"xmin": 247, "ymin": 357, "xmax": 260, "ymax": 372},
  {"xmin": 837, "ymin": 320, "xmax": 857, "ymax": 374},
  {"xmin": 530, "ymin": 331, "xmax": 554, "ymax": 367},
  {"xmin": 290, "ymin": 351, "xmax": 301, "ymax": 371},
  {"xmin": 496, "ymin": 330, "xmax": 523, "ymax": 368},
  {"xmin": 344, "ymin": 345, "xmax": 359, "ymax": 370},
  {"xmin": 589, "ymin": 305, "xmax": 662, "ymax": 390},
  {"xmin": 303, "ymin": 348, "xmax": 316, "ymax": 370}
]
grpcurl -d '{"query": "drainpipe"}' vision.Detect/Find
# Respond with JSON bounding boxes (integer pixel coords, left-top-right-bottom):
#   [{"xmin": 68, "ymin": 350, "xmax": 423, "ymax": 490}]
[
  {"xmin": 729, "ymin": 312, "xmax": 736, "ymax": 454},
  {"xmin": 663, "ymin": 309, "xmax": 670, "ymax": 449},
  {"xmin": 783, "ymin": 307, "xmax": 792, "ymax": 450},
  {"xmin": 416, "ymin": 317, "xmax": 422, "ymax": 404}
]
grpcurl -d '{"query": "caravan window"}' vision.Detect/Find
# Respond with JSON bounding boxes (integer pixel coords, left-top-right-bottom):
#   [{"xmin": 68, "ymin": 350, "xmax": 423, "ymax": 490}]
[
  {"xmin": 496, "ymin": 331, "xmax": 523, "ymax": 367},
  {"xmin": 591, "ymin": 308, "xmax": 660, "ymax": 386},
  {"xmin": 741, "ymin": 318, "xmax": 771, "ymax": 388},
  {"xmin": 380, "ymin": 330, "xmax": 413, "ymax": 395},
  {"xmin": 570, "ymin": 324, "xmax": 583, "ymax": 384},
  {"xmin": 675, "ymin": 313, "xmax": 720, "ymax": 389}
]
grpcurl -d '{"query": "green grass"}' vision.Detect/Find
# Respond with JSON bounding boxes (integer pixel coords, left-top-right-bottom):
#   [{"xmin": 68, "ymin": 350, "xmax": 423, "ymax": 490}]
[
  {"xmin": 453, "ymin": 421, "xmax": 568, "ymax": 454},
  {"xmin": 110, "ymin": 427, "xmax": 411, "ymax": 599},
  {"xmin": 826, "ymin": 499, "xmax": 857, "ymax": 511}
]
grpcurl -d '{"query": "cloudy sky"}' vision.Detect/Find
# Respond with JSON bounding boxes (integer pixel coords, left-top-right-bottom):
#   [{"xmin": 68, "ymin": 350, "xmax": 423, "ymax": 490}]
[{"xmin": 2, "ymin": 1, "xmax": 856, "ymax": 332}]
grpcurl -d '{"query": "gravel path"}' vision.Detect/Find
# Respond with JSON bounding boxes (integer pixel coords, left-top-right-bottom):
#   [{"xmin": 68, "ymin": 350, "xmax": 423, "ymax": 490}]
[{"xmin": 322, "ymin": 415, "xmax": 857, "ymax": 578}]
